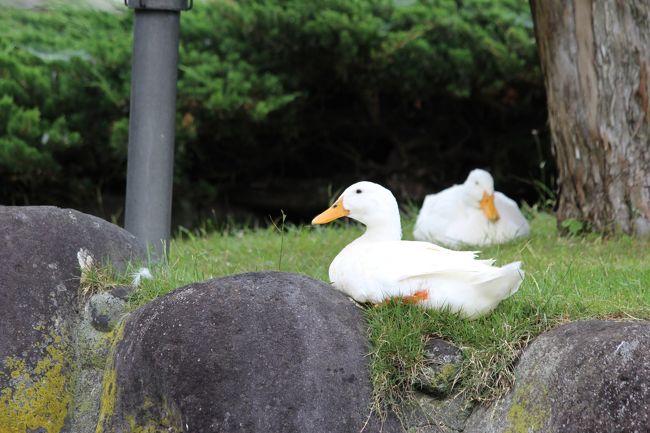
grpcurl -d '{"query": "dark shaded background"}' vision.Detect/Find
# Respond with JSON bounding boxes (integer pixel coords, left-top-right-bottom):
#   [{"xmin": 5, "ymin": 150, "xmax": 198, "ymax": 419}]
[{"xmin": 0, "ymin": 0, "xmax": 554, "ymax": 229}]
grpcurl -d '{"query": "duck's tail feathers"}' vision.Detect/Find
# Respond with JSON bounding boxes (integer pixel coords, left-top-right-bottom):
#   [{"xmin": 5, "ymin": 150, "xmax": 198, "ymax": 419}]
[
  {"xmin": 478, "ymin": 261, "xmax": 524, "ymax": 300},
  {"xmin": 503, "ymin": 261, "xmax": 524, "ymax": 295}
]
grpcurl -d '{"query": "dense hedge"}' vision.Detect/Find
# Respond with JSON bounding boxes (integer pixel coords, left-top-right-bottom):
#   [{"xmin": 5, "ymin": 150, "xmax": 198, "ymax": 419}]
[
  {"xmin": 0, "ymin": 7, "xmax": 131, "ymax": 213},
  {"xmin": 0, "ymin": 1, "xmax": 551, "ymax": 225}
]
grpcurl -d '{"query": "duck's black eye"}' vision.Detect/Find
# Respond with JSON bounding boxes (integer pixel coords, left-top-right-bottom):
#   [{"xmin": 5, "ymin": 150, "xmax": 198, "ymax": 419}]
[
  {"xmin": 356, "ymin": 189, "xmax": 362, "ymax": 194},
  {"xmin": 332, "ymin": 204, "xmax": 338, "ymax": 208}
]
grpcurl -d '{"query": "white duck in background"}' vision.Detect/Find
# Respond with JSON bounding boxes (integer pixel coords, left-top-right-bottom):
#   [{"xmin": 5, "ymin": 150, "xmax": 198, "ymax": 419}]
[
  {"xmin": 312, "ymin": 181, "xmax": 523, "ymax": 319},
  {"xmin": 413, "ymin": 169, "xmax": 530, "ymax": 248}
]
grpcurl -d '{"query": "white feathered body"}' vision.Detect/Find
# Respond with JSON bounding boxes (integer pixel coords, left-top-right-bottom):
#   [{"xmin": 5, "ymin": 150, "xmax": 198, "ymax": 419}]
[
  {"xmin": 329, "ymin": 238, "xmax": 523, "ymax": 319},
  {"xmin": 313, "ymin": 180, "xmax": 525, "ymax": 319},
  {"xmin": 414, "ymin": 187, "xmax": 530, "ymax": 247}
]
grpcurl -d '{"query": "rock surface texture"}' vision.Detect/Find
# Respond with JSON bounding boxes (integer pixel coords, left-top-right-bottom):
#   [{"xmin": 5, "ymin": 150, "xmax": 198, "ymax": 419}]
[
  {"xmin": 97, "ymin": 272, "xmax": 401, "ymax": 433},
  {"xmin": 464, "ymin": 320, "xmax": 650, "ymax": 433},
  {"xmin": 405, "ymin": 339, "xmax": 471, "ymax": 433},
  {"xmin": 415, "ymin": 339, "xmax": 463, "ymax": 397},
  {"xmin": 4, "ymin": 206, "xmax": 650, "ymax": 433},
  {"xmin": 0, "ymin": 206, "xmax": 145, "ymax": 433}
]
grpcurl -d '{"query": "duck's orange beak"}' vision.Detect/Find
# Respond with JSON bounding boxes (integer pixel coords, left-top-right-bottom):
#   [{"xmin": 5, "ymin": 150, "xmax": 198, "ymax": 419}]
[
  {"xmin": 312, "ymin": 197, "xmax": 350, "ymax": 224},
  {"xmin": 480, "ymin": 192, "xmax": 500, "ymax": 222}
]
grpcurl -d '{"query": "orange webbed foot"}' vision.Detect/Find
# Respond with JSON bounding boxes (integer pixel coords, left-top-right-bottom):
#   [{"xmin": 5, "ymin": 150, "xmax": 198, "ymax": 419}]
[
  {"xmin": 400, "ymin": 289, "xmax": 429, "ymax": 304},
  {"xmin": 375, "ymin": 290, "xmax": 429, "ymax": 307}
]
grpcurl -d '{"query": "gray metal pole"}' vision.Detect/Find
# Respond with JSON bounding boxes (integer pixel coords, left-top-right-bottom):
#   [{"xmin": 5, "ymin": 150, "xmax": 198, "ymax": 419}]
[{"xmin": 124, "ymin": 0, "xmax": 191, "ymax": 259}]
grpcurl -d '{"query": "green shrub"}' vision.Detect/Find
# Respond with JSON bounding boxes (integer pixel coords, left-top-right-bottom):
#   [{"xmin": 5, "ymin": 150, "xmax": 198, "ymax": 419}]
[
  {"xmin": 0, "ymin": 1, "xmax": 548, "ymax": 222},
  {"xmin": 0, "ymin": 7, "xmax": 131, "ymax": 206}
]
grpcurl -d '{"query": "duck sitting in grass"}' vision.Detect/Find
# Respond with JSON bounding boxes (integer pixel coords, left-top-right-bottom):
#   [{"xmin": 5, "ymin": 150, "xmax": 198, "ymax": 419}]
[
  {"xmin": 413, "ymin": 169, "xmax": 530, "ymax": 248},
  {"xmin": 312, "ymin": 181, "xmax": 523, "ymax": 319}
]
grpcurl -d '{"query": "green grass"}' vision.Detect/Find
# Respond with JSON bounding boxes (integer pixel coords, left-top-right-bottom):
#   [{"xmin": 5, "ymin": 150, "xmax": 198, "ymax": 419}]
[{"xmin": 124, "ymin": 211, "xmax": 650, "ymax": 412}]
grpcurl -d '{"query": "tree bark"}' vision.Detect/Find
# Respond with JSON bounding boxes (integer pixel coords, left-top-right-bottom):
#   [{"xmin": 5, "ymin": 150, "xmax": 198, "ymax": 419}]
[{"xmin": 529, "ymin": 0, "xmax": 650, "ymax": 235}]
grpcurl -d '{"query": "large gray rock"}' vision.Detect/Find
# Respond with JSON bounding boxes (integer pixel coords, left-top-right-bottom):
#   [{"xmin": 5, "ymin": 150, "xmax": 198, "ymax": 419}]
[
  {"xmin": 97, "ymin": 272, "xmax": 401, "ymax": 433},
  {"xmin": 0, "ymin": 206, "xmax": 145, "ymax": 432},
  {"xmin": 464, "ymin": 320, "xmax": 650, "ymax": 433}
]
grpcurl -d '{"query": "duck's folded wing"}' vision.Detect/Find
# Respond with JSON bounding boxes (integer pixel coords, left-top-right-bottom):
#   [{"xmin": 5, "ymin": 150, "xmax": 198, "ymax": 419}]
[
  {"xmin": 357, "ymin": 240, "xmax": 500, "ymax": 284},
  {"xmin": 418, "ymin": 188, "xmax": 464, "ymax": 220},
  {"xmin": 495, "ymin": 192, "xmax": 530, "ymax": 234}
]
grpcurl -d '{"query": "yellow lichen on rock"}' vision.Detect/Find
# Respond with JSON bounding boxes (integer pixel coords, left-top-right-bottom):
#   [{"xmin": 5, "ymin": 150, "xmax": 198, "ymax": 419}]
[
  {"xmin": 505, "ymin": 384, "xmax": 549, "ymax": 433},
  {"xmin": 0, "ymin": 334, "xmax": 72, "ymax": 433},
  {"xmin": 124, "ymin": 395, "xmax": 183, "ymax": 433},
  {"xmin": 95, "ymin": 321, "xmax": 126, "ymax": 433}
]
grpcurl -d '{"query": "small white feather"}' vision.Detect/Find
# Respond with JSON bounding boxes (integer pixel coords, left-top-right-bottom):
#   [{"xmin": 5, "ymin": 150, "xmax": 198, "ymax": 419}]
[
  {"xmin": 77, "ymin": 248, "xmax": 94, "ymax": 271},
  {"xmin": 131, "ymin": 267, "xmax": 153, "ymax": 287}
]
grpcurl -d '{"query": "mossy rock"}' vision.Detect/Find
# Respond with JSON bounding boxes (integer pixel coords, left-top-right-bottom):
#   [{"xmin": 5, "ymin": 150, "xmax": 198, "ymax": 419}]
[
  {"xmin": 402, "ymin": 392, "xmax": 472, "ymax": 433},
  {"xmin": 96, "ymin": 272, "xmax": 401, "ymax": 433},
  {"xmin": 464, "ymin": 320, "xmax": 650, "ymax": 433},
  {"xmin": 0, "ymin": 206, "xmax": 145, "ymax": 433},
  {"xmin": 414, "ymin": 339, "xmax": 463, "ymax": 397}
]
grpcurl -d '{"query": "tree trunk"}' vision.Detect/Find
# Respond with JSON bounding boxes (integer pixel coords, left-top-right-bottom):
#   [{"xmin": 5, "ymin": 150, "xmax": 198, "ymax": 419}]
[{"xmin": 529, "ymin": 0, "xmax": 650, "ymax": 235}]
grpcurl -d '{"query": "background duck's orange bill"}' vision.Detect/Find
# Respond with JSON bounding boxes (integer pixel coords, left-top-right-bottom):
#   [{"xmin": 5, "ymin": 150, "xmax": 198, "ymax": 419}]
[
  {"xmin": 480, "ymin": 192, "xmax": 500, "ymax": 222},
  {"xmin": 312, "ymin": 197, "xmax": 349, "ymax": 224}
]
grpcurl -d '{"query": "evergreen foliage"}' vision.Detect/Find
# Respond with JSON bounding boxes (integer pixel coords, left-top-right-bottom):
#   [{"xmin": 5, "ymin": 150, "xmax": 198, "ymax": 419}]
[
  {"xmin": 0, "ymin": 7, "xmax": 131, "ymax": 207},
  {"xmin": 0, "ymin": 1, "xmax": 547, "ymax": 222}
]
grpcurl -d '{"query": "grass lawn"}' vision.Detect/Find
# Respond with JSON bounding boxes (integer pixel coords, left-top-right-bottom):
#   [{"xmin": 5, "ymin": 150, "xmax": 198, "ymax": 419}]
[{"xmin": 101, "ymin": 210, "xmax": 650, "ymax": 411}]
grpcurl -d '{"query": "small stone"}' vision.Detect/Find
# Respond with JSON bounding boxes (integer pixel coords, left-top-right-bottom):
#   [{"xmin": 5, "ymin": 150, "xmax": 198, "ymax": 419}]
[
  {"xmin": 109, "ymin": 285, "xmax": 132, "ymax": 300},
  {"xmin": 415, "ymin": 339, "xmax": 463, "ymax": 397},
  {"xmin": 89, "ymin": 292, "xmax": 126, "ymax": 332},
  {"xmin": 402, "ymin": 391, "xmax": 473, "ymax": 433}
]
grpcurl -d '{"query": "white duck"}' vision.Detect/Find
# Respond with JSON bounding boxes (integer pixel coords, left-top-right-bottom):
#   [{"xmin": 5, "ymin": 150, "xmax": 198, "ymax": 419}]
[
  {"xmin": 312, "ymin": 181, "xmax": 524, "ymax": 319},
  {"xmin": 413, "ymin": 169, "xmax": 530, "ymax": 247}
]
